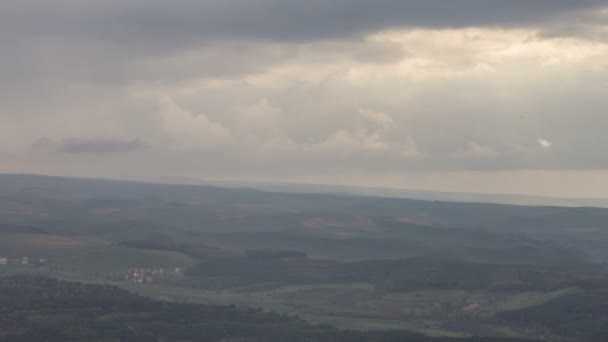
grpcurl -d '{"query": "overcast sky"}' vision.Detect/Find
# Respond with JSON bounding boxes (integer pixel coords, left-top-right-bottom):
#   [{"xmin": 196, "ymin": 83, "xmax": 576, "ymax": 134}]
[{"xmin": 2, "ymin": 1, "xmax": 608, "ymax": 197}]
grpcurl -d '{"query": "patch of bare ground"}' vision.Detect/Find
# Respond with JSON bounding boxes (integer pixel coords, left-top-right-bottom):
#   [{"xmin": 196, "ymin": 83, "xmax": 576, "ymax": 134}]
[{"xmin": 301, "ymin": 217, "xmax": 378, "ymax": 231}]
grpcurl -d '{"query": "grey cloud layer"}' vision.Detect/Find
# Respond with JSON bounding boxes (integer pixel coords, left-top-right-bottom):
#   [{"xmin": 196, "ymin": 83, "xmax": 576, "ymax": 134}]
[
  {"xmin": 33, "ymin": 138, "xmax": 146, "ymax": 155},
  {"xmin": 1, "ymin": 0, "xmax": 605, "ymax": 85},
  {"xmin": 1, "ymin": 1, "xmax": 608, "ymax": 196},
  {"xmin": 3, "ymin": 0, "xmax": 605, "ymax": 43}
]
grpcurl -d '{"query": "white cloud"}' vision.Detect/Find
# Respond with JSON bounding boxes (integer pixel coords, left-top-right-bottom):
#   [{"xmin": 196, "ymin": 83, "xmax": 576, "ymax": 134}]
[
  {"xmin": 320, "ymin": 129, "xmax": 391, "ymax": 152},
  {"xmin": 359, "ymin": 109, "xmax": 395, "ymax": 130},
  {"xmin": 234, "ymin": 99, "xmax": 286, "ymax": 143},
  {"xmin": 452, "ymin": 142, "xmax": 499, "ymax": 158},
  {"xmin": 158, "ymin": 96, "xmax": 234, "ymax": 149},
  {"xmin": 537, "ymin": 138, "xmax": 553, "ymax": 150}
]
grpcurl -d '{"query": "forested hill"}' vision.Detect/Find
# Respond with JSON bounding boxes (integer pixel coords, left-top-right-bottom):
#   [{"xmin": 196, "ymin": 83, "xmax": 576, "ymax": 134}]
[
  {"xmin": 3, "ymin": 173, "xmax": 608, "ymax": 263},
  {"xmin": 0, "ymin": 275, "xmax": 530, "ymax": 342}
]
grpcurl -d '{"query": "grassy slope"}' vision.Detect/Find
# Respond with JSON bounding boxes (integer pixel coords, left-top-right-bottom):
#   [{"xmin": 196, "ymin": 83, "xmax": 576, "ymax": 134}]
[{"xmin": 0, "ymin": 232, "xmax": 198, "ymax": 274}]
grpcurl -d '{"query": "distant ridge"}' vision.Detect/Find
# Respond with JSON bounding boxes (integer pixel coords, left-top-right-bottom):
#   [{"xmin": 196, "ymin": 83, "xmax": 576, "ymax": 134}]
[
  {"xmin": 194, "ymin": 179, "xmax": 608, "ymax": 209},
  {"xmin": 2, "ymin": 173, "xmax": 608, "ymax": 208}
]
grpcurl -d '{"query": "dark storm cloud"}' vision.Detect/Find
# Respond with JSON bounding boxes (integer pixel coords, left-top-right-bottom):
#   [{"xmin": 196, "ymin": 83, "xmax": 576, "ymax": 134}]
[
  {"xmin": 1, "ymin": 0, "xmax": 605, "ymax": 44},
  {"xmin": 539, "ymin": 8, "xmax": 608, "ymax": 42},
  {"xmin": 1, "ymin": 0, "xmax": 605, "ymax": 85},
  {"xmin": 33, "ymin": 138, "xmax": 146, "ymax": 155},
  {"xmin": 61, "ymin": 139, "xmax": 146, "ymax": 154}
]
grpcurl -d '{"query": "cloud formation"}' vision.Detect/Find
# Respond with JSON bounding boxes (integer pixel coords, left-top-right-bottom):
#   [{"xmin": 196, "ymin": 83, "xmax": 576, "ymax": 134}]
[
  {"xmin": 1, "ymin": 0, "xmax": 605, "ymax": 85},
  {"xmin": 33, "ymin": 138, "xmax": 146, "ymax": 155},
  {"xmin": 537, "ymin": 139, "xmax": 553, "ymax": 151},
  {"xmin": 2, "ymin": 1, "xmax": 605, "ymax": 42},
  {"xmin": 1, "ymin": 1, "xmax": 608, "ymax": 196}
]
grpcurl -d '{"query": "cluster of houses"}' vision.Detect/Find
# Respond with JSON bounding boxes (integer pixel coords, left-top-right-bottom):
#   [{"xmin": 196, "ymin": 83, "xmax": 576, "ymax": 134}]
[
  {"xmin": 125, "ymin": 267, "xmax": 184, "ymax": 283},
  {"xmin": 0, "ymin": 257, "xmax": 46, "ymax": 266}
]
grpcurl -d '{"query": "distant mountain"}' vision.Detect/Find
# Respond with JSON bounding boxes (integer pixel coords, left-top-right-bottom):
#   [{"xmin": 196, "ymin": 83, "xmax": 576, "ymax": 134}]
[
  {"xmin": 2, "ymin": 173, "xmax": 608, "ymax": 262},
  {"xmin": 5, "ymin": 173, "xmax": 608, "ymax": 208},
  {"xmin": 195, "ymin": 179, "xmax": 608, "ymax": 208}
]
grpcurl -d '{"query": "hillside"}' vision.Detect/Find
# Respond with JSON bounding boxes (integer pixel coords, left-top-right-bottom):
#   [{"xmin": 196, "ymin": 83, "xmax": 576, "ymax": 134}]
[
  {"xmin": 1, "ymin": 174, "xmax": 608, "ymax": 340},
  {"xmin": 0, "ymin": 275, "xmax": 530, "ymax": 342}
]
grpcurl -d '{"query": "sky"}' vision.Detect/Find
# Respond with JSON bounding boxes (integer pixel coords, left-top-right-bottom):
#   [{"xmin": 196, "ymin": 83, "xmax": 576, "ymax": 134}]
[{"xmin": 2, "ymin": 1, "xmax": 608, "ymax": 197}]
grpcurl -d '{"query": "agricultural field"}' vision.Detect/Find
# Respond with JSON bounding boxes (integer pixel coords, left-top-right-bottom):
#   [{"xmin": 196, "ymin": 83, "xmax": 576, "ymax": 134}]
[
  {"xmin": 0, "ymin": 232, "xmax": 101, "ymax": 257},
  {"xmin": 1, "ymin": 175, "xmax": 608, "ymax": 341}
]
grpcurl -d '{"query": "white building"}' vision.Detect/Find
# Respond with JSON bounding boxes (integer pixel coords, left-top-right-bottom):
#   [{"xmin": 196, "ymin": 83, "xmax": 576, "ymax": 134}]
[{"xmin": 0, "ymin": 258, "xmax": 7, "ymax": 265}]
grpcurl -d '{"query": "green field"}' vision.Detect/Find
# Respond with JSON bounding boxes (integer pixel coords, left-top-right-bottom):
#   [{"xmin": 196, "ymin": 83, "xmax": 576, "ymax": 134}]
[
  {"xmin": 51, "ymin": 245, "xmax": 198, "ymax": 273},
  {"xmin": 0, "ymin": 232, "xmax": 102, "ymax": 257},
  {"xmin": 2, "ymin": 175, "xmax": 608, "ymax": 341},
  {"xmin": 494, "ymin": 287, "xmax": 583, "ymax": 311}
]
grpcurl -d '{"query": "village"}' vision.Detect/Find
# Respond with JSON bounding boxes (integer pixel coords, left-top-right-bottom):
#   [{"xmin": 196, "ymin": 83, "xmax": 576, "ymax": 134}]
[
  {"xmin": 0, "ymin": 256, "xmax": 46, "ymax": 266},
  {"xmin": 0, "ymin": 256, "xmax": 184, "ymax": 285},
  {"xmin": 124, "ymin": 267, "xmax": 184, "ymax": 284}
]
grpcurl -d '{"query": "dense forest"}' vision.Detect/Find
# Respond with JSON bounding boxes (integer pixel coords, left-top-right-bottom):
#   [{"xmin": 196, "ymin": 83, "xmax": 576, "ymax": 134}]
[
  {"xmin": 496, "ymin": 292, "xmax": 608, "ymax": 341},
  {"xmin": 0, "ymin": 275, "xmax": 531, "ymax": 342}
]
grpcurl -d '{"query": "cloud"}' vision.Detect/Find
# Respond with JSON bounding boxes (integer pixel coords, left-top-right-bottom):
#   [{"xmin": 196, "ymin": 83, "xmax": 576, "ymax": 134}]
[
  {"xmin": 1, "ymin": 2, "xmax": 608, "ymax": 197},
  {"xmin": 2, "ymin": 1, "xmax": 605, "ymax": 44},
  {"xmin": 6, "ymin": 26, "xmax": 605, "ymax": 174},
  {"xmin": 320, "ymin": 130, "xmax": 391, "ymax": 153},
  {"xmin": 351, "ymin": 40, "xmax": 408, "ymax": 64},
  {"xmin": 537, "ymin": 138, "xmax": 553, "ymax": 150},
  {"xmin": 452, "ymin": 142, "xmax": 499, "ymax": 158},
  {"xmin": 33, "ymin": 138, "xmax": 146, "ymax": 155},
  {"xmin": 540, "ymin": 7, "xmax": 608, "ymax": 42},
  {"xmin": 234, "ymin": 99, "xmax": 286, "ymax": 143},
  {"xmin": 1, "ymin": 1, "xmax": 606, "ymax": 85},
  {"xmin": 158, "ymin": 96, "xmax": 234, "ymax": 149},
  {"xmin": 359, "ymin": 109, "xmax": 395, "ymax": 131}
]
